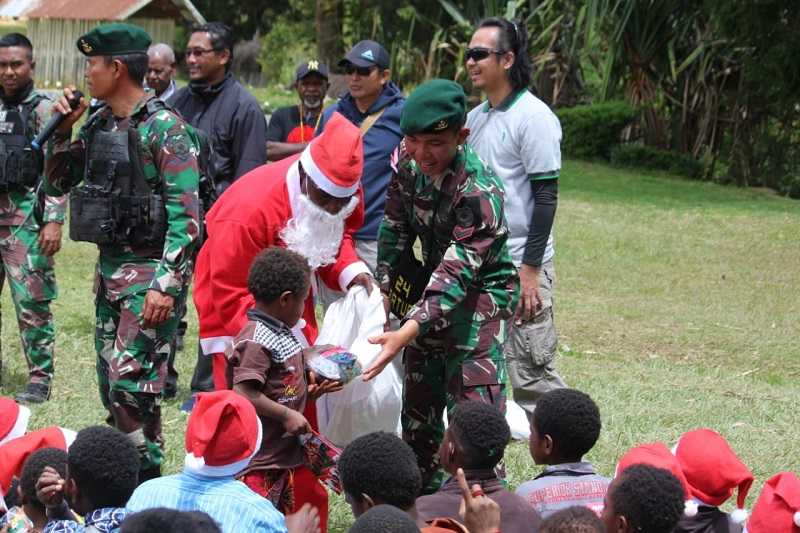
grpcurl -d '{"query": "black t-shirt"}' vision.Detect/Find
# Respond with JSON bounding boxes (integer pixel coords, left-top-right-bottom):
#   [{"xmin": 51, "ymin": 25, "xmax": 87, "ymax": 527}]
[{"xmin": 267, "ymin": 105, "xmax": 320, "ymax": 143}]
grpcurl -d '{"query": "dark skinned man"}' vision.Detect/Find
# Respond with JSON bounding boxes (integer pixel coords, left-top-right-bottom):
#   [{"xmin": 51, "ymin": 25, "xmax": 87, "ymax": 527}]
[
  {"xmin": 267, "ymin": 60, "xmax": 329, "ymax": 162},
  {"xmin": 0, "ymin": 33, "xmax": 65, "ymax": 403}
]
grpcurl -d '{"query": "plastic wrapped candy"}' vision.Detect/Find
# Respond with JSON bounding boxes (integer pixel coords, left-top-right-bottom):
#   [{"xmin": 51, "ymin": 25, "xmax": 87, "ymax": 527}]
[
  {"xmin": 300, "ymin": 430, "xmax": 342, "ymax": 494},
  {"xmin": 307, "ymin": 347, "xmax": 362, "ymax": 385}
]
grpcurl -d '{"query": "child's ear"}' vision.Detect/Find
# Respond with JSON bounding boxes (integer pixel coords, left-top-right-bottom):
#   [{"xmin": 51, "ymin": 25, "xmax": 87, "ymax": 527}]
[
  {"xmin": 16, "ymin": 483, "xmax": 24, "ymax": 504},
  {"xmin": 543, "ymin": 434, "xmax": 555, "ymax": 454},
  {"xmin": 614, "ymin": 514, "xmax": 629, "ymax": 533},
  {"xmin": 278, "ymin": 290, "xmax": 294, "ymax": 307},
  {"xmin": 361, "ymin": 493, "xmax": 375, "ymax": 512}
]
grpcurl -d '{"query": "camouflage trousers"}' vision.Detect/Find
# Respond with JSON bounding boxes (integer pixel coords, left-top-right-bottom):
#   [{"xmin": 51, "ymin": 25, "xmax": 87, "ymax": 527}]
[
  {"xmin": 0, "ymin": 223, "xmax": 57, "ymax": 384},
  {"xmin": 95, "ymin": 285, "xmax": 185, "ymax": 471},
  {"xmin": 403, "ymin": 311, "xmax": 509, "ymax": 493}
]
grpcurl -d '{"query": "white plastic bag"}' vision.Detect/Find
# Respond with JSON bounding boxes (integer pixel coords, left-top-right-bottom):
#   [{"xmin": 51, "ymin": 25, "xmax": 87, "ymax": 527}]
[{"xmin": 315, "ymin": 286, "xmax": 403, "ymax": 447}]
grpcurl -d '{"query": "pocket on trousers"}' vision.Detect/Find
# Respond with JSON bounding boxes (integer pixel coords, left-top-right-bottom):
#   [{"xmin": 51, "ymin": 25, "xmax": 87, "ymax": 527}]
[
  {"xmin": 523, "ymin": 308, "xmax": 557, "ymax": 367},
  {"xmin": 461, "ymin": 358, "xmax": 501, "ymax": 387}
]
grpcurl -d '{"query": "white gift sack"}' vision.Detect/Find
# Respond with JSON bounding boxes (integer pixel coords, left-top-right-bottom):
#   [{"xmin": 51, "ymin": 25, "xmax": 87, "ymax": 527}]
[
  {"xmin": 506, "ymin": 400, "xmax": 531, "ymax": 440},
  {"xmin": 315, "ymin": 286, "xmax": 402, "ymax": 447}
]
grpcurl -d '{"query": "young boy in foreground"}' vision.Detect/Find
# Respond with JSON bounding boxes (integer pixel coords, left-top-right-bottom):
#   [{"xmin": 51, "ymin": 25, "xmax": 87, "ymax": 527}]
[
  {"xmin": 228, "ymin": 247, "xmax": 340, "ymax": 531},
  {"xmin": 515, "ymin": 388, "xmax": 609, "ymax": 517},
  {"xmin": 1, "ymin": 448, "xmax": 67, "ymax": 532}
]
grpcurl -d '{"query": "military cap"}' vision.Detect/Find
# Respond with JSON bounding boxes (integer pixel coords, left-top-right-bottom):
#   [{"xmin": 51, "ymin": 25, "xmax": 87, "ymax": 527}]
[
  {"xmin": 77, "ymin": 23, "xmax": 152, "ymax": 57},
  {"xmin": 400, "ymin": 79, "xmax": 467, "ymax": 135}
]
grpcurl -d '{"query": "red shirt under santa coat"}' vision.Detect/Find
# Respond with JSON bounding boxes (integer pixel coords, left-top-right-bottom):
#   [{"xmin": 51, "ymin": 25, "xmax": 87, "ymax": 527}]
[{"xmin": 193, "ymin": 153, "xmax": 369, "ymax": 355}]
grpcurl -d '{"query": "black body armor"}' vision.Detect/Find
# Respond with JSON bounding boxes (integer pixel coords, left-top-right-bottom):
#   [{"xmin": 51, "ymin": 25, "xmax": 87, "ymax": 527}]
[
  {"xmin": 0, "ymin": 107, "xmax": 40, "ymax": 191},
  {"xmin": 69, "ymin": 112, "xmax": 167, "ymax": 247}
]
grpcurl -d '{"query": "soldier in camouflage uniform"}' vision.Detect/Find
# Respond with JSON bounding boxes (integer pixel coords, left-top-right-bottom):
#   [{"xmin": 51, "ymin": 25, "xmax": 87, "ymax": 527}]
[
  {"xmin": 365, "ymin": 79, "xmax": 520, "ymax": 492},
  {"xmin": 0, "ymin": 33, "xmax": 65, "ymax": 403},
  {"xmin": 44, "ymin": 24, "xmax": 200, "ymax": 480}
]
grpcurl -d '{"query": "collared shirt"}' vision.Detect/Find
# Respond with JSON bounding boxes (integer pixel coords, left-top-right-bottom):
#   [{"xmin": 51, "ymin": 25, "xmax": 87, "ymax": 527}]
[
  {"xmin": 126, "ymin": 470, "xmax": 288, "ymax": 533},
  {"xmin": 43, "ymin": 507, "xmax": 128, "ymax": 533},
  {"xmin": 515, "ymin": 461, "xmax": 610, "ymax": 519},
  {"xmin": 156, "ymin": 80, "xmax": 177, "ymax": 102},
  {"xmin": 466, "ymin": 89, "xmax": 562, "ymax": 267},
  {"xmin": 416, "ymin": 469, "xmax": 542, "ymax": 533}
]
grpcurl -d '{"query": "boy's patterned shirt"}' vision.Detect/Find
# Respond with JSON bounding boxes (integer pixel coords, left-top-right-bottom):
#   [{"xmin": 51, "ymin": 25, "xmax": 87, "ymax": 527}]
[{"xmin": 43, "ymin": 507, "xmax": 128, "ymax": 533}]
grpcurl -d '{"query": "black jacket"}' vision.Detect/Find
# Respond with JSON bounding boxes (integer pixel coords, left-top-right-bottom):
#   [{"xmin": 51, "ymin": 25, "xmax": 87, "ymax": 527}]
[
  {"xmin": 170, "ymin": 73, "xmax": 267, "ymax": 192},
  {"xmin": 675, "ymin": 506, "xmax": 743, "ymax": 533}
]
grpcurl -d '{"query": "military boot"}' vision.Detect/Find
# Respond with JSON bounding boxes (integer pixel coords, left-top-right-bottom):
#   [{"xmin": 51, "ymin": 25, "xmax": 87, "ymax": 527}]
[{"xmin": 15, "ymin": 382, "xmax": 51, "ymax": 404}]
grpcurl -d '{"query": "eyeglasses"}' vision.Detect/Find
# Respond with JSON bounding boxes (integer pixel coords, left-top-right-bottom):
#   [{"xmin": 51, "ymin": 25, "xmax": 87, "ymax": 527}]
[
  {"xmin": 185, "ymin": 48, "xmax": 219, "ymax": 58},
  {"xmin": 344, "ymin": 63, "xmax": 376, "ymax": 76},
  {"xmin": 465, "ymin": 47, "xmax": 505, "ymax": 62}
]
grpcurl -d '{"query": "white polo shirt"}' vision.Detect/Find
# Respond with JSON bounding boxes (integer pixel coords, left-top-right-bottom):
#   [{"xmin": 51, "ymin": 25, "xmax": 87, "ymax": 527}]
[{"xmin": 466, "ymin": 90, "xmax": 562, "ymax": 266}]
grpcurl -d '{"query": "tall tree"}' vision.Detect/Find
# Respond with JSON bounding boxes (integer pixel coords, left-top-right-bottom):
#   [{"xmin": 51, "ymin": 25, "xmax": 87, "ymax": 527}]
[{"xmin": 316, "ymin": 0, "xmax": 344, "ymax": 67}]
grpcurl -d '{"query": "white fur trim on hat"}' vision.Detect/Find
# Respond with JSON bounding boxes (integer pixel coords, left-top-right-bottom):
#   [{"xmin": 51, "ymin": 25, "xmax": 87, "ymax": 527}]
[
  {"xmin": 0, "ymin": 405, "xmax": 29, "ymax": 446},
  {"xmin": 183, "ymin": 418, "xmax": 263, "ymax": 478},
  {"xmin": 300, "ymin": 146, "xmax": 359, "ymax": 198},
  {"xmin": 793, "ymin": 510, "xmax": 800, "ymax": 527},
  {"xmin": 60, "ymin": 428, "xmax": 77, "ymax": 449},
  {"xmin": 730, "ymin": 508, "xmax": 748, "ymax": 523},
  {"xmin": 684, "ymin": 500, "xmax": 699, "ymax": 517}
]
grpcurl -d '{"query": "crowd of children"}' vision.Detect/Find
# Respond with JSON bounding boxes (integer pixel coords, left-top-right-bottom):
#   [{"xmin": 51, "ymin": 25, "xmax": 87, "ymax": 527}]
[{"xmin": 0, "ymin": 245, "xmax": 797, "ymax": 532}]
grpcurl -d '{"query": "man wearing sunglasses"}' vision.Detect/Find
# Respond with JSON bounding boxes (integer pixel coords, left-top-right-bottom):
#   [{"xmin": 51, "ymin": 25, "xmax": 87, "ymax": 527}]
[
  {"xmin": 316, "ymin": 40, "xmax": 404, "ymax": 276},
  {"xmin": 465, "ymin": 17, "xmax": 566, "ymax": 423},
  {"xmin": 170, "ymin": 22, "xmax": 266, "ymax": 194}
]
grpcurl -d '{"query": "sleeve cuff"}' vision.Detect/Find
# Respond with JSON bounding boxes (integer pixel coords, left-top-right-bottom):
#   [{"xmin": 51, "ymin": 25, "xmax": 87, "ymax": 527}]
[
  {"xmin": 149, "ymin": 270, "xmax": 184, "ymax": 297},
  {"xmin": 338, "ymin": 261, "xmax": 371, "ymax": 292},
  {"xmin": 406, "ymin": 305, "xmax": 433, "ymax": 336}
]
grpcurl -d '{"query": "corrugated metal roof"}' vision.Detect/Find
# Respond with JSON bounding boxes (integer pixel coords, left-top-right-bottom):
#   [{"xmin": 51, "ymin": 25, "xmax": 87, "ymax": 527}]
[{"xmin": 0, "ymin": 0, "xmax": 204, "ymax": 22}]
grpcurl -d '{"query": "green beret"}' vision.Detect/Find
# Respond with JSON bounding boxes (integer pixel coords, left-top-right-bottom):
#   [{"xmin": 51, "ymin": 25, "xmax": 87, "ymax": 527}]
[
  {"xmin": 400, "ymin": 79, "xmax": 466, "ymax": 135},
  {"xmin": 77, "ymin": 23, "xmax": 151, "ymax": 56}
]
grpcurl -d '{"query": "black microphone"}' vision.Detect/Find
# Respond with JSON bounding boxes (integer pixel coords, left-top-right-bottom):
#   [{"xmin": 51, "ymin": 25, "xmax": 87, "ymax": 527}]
[{"xmin": 31, "ymin": 90, "xmax": 83, "ymax": 151}]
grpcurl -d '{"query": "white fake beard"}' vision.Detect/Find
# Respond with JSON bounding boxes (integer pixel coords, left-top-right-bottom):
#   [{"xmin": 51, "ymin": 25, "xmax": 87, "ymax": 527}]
[{"xmin": 281, "ymin": 193, "xmax": 358, "ymax": 270}]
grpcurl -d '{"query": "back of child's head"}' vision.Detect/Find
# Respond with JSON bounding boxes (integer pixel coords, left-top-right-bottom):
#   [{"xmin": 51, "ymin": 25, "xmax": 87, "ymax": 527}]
[
  {"xmin": 540, "ymin": 506, "xmax": 604, "ymax": 533},
  {"xmin": 609, "ymin": 464, "xmax": 684, "ymax": 533},
  {"xmin": 68, "ymin": 426, "xmax": 139, "ymax": 509},
  {"xmin": 21, "ymin": 448, "xmax": 68, "ymax": 509},
  {"xmin": 533, "ymin": 388, "xmax": 601, "ymax": 462},
  {"xmin": 339, "ymin": 432, "xmax": 422, "ymax": 511},
  {"xmin": 121, "ymin": 508, "xmax": 221, "ymax": 533},
  {"xmin": 450, "ymin": 401, "xmax": 510, "ymax": 470},
  {"xmin": 348, "ymin": 504, "xmax": 420, "ymax": 533},
  {"xmin": 247, "ymin": 247, "xmax": 311, "ymax": 304}
]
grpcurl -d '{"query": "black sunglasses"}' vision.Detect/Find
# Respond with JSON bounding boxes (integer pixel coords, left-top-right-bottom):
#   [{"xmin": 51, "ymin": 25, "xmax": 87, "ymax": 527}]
[
  {"xmin": 465, "ymin": 47, "xmax": 505, "ymax": 62},
  {"xmin": 344, "ymin": 63, "xmax": 376, "ymax": 76}
]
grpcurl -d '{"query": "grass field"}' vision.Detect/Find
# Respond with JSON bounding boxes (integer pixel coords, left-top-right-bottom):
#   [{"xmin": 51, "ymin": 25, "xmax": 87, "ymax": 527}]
[{"xmin": 1, "ymin": 159, "xmax": 798, "ymax": 531}]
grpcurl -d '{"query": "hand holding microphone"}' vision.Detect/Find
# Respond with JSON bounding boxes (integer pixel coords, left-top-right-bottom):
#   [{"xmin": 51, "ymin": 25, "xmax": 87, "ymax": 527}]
[{"xmin": 31, "ymin": 87, "xmax": 87, "ymax": 151}]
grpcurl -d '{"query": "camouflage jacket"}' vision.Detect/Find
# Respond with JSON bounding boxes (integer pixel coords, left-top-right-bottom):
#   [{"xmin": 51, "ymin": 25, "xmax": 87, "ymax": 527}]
[
  {"xmin": 0, "ymin": 87, "xmax": 66, "ymax": 227},
  {"xmin": 45, "ymin": 95, "xmax": 201, "ymax": 300},
  {"xmin": 377, "ymin": 143, "xmax": 519, "ymax": 335}
]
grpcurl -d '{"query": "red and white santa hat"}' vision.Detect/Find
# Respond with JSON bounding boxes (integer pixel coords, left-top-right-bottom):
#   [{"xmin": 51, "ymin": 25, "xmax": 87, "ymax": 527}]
[
  {"xmin": 0, "ymin": 426, "xmax": 76, "ymax": 495},
  {"xmin": 616, "ymin": 442, "xmax": 699, "ymax": 517},
  {"xmin": 746, "ymin": 472, "xmax": 800, "ymax": 533},
  {"xmin": 184, "ymin": 390, "xmax": 262, "ymax": 477},
  {"xmin": 674, "ymin": 428, "xmax": 753, "ymax": 523},
  {"xmin": 0, "ymin": 396, "xmax": 30, "ymax": 446},
  {"xmin": 299, "ymin": 111, "xmax": 364, "ymax": 198}
]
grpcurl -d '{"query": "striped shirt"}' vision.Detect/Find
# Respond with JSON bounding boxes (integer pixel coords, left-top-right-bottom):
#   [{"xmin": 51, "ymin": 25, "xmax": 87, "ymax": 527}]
[{"xmin": 126, "ymin": 470, "xmax": 287, "ymax": 533}]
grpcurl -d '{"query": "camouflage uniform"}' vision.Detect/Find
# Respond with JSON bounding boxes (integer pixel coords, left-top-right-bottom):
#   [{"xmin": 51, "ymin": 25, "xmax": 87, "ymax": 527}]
[
  {"xmin": 376, "ymin": 144, "xmax": 520, "ymax": 492},
  {"xmin": 0, "ymin": 89, "xmax": 65, "ymax": 386},
  {"xmin": 45, "ymin": 96, "xmax": 201, "ymax": 471}
]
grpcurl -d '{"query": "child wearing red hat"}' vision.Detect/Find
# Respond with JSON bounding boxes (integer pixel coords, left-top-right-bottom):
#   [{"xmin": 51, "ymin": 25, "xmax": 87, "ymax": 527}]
[
  {"xmin": 227, "ymin": 247, "xmax": 341, "ymax": 532},
  {"xmin": 0, "ymin": 447, "xmax": 67, "ymax": 532},
  {"xmin": 602, "ymin": 443, "xmax": 693, "ymax": 533},
  {"xmin": 745, "ymin": 471, "xmax": 800, "ymax": 533},
  {"xmin": 673, "ymin": 428, "xmax": 752, "ymax": 533}
]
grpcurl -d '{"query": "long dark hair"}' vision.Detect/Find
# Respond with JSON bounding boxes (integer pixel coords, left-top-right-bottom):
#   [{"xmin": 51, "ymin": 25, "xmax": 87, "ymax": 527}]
[{"xmin": 478, "ymin": 17, "xmax": 532, "ymax": 91}]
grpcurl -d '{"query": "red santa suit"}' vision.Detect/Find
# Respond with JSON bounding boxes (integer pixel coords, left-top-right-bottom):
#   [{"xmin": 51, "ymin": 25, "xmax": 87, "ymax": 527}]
[{"xmin": 192, "ymin": 112, "xmax": 368, "ymax": 532}]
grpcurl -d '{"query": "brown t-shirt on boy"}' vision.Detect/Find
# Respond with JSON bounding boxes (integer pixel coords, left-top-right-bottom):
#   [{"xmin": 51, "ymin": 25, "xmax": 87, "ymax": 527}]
[{"xmin": 227, "ymin": 309, "xmax": 308, "ymax": 473}]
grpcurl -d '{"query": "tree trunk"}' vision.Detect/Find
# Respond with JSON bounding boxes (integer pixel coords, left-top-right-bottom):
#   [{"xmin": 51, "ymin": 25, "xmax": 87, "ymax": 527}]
[{"xmin": 316, "ymin": 0, "xmax": 344, "ymax": 68}]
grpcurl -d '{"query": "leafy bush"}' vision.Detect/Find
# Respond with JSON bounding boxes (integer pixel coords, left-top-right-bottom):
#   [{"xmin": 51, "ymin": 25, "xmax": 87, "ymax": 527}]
[
  {"xmin": 556, "ymin": 101, "xmax": 636, "ymax": 160},
  {"xmin": 610, "ymin": 144, "xmax": 704, "ymax": 179}
]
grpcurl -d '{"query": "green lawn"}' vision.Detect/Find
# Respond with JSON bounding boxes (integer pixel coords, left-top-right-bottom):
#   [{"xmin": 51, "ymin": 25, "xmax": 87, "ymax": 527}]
[{"xmin": 1, "ymin": 159, "xmax": 798, "ymax": 531}]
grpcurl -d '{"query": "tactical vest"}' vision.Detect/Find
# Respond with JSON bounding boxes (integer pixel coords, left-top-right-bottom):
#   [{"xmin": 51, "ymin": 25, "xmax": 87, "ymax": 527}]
[
  {"xmin": 0, "ymin": 97, "xmax": 43, "ymax": 192},
  {"xmin": 69, "ymin": 101, "xmax": 168, "ymax": 247}
]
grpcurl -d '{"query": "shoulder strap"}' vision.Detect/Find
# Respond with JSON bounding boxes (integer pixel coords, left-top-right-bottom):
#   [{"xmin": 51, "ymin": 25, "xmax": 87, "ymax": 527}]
[{"xmin": 360, "ymin": 107, "xmax": 386, "ymax": 135}]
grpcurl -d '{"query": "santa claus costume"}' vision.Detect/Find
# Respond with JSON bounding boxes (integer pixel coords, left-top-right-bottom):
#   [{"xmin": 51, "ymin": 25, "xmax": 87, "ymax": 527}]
[{"xmin": 193, "ymin": 112, "xmax": 369, "ymax": 532}]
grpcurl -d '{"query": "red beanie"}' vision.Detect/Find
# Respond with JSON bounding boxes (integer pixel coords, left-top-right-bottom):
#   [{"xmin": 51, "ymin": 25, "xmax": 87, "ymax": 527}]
[
  {"xmin": 747, "ymin": 472, "xmax": 800, "ymax": 533},
  {"xmin": 0, "ymin": 426, "xmax": 75, "ymax": 493},
  {"xmin": 674, "ymin": 428, "xmax": 753, "ymax": 522},
  {"xmin": 184, "ymin": 390, "xmax": 262, "ymax": 477},
  {"xmin": 300, "ymin": 112, "xmax": 363, "ymax": 198},
  {"xmin": 0, "ymin": 397, "xmax": 29, "ymax": 446}
]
